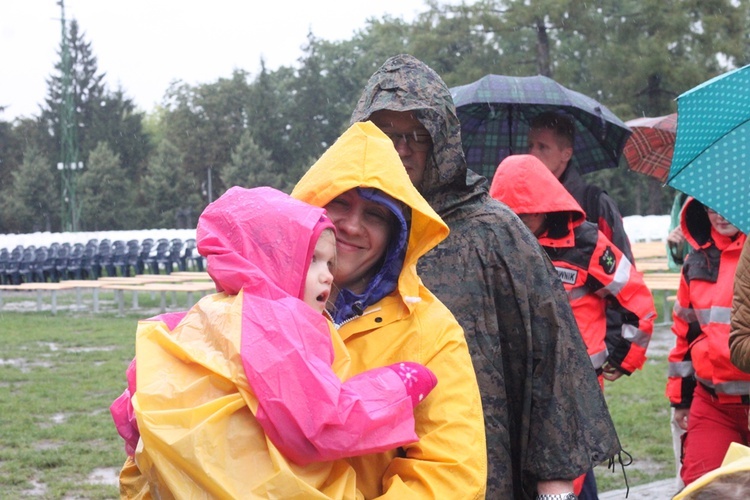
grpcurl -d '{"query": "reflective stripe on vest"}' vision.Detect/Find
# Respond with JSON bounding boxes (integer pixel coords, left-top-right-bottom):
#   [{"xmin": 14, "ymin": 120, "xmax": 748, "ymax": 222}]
[
  {"xmin": 669, "ymin": 360, "xmax": 694, "ymax": 378},
  {"xmin": 568, "ymin": 285, "xmax": 588, "ymax": 301},
  {"xmin": 622, "ymin": 323, "xmax": 650, "ymax": 348},
  {"xmin": 600, "ymin": 256, "xmax": 631, "ymax": 297},
  {"xmin": 696, "ymin": 376, "xmax": 750, "ymax": 396},
  {"xmin": 673, "ymin": 302, "xmax": 698, "ymax": 324},
  {"xmin": 590, "ymin": 349, "xmax": 608, "ymax": 370},
  {"xmin": 694, "ymin": 306, "xmax": 731, "ymax": 327}
]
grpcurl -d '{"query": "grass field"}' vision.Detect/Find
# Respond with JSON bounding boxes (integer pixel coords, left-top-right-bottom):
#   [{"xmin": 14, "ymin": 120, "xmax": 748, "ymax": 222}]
[
  {"xmin": 595, "ymin": 354, "xmax": 674, "ymax": 492},
  {"xmin": 0, "ymin": 291, "xmax": 677, "ymax": 497},
  {"xmin": 0, "ymin": 310, "xmax": 137, "ymax": 498}
]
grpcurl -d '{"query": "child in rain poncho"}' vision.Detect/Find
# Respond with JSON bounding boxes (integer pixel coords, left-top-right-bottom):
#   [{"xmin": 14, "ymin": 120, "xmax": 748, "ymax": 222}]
[{"xmin": 110, "ymin": 186, "xmax": 436, "ymax": 499}]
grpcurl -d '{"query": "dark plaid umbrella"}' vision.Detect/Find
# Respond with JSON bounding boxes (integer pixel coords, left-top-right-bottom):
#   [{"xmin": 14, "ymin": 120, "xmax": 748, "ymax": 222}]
[
  {"xmin": 451, "ymin": 74, "xmax": 631, "ymax": 179},
  {"xmin": 623, "ymin": 113, "xmax": 677, "ymax": 183}
]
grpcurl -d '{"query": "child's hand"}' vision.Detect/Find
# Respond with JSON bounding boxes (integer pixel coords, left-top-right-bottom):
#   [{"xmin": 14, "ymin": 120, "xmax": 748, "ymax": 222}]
[{"xmin": 387, "ymin": 362, "xmax": 437, "ymax": 407}]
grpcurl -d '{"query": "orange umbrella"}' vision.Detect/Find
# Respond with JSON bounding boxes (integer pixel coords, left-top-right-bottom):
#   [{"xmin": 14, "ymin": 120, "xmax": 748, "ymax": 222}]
[{"xmin": 623, "ymin": 113, "xmax": 677, "ymax": 183}]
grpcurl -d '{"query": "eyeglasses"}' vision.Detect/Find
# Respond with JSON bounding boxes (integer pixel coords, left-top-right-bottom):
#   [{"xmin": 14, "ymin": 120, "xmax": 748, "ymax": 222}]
[{"xmin": 383, "ymin": 130, "xmax": 433, "ymax": 152}]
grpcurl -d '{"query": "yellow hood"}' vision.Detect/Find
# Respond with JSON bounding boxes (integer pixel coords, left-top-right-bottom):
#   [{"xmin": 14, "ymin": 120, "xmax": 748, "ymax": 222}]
[
  {"xmin": 673, "ymin": 442, "xmax": 750, "ymax": 499},
  {"xmin": 292, "ymin": 121, "xmax": 449, "ymax": 301}
]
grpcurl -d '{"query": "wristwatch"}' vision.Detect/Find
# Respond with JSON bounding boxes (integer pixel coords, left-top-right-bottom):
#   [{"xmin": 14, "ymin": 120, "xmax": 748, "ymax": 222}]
[{"xmin": 536, "ymin": 494, "xmax": 577, "ymax": 500}]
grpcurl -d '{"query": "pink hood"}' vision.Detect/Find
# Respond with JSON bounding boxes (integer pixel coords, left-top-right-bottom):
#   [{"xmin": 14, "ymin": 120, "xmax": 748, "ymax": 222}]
[{"xmin": 197, "ymin": 186, "xmax": 333, "ymax": 300}]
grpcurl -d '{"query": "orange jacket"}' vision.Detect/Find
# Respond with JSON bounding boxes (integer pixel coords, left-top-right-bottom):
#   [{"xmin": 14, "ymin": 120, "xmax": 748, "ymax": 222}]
[
  {"xmin": 490, "ymin": 155, "xmax": 655, "ymax": 373},
  {"xmin": 667, "ymin": 198, "xmax": 749, "ymax": 406}
]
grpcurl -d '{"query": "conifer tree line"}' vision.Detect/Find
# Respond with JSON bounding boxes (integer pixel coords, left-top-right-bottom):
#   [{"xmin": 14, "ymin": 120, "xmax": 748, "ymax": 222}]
[{"xmin": 1, "ymin": 0, "xmax": 748, "ymax": 233}]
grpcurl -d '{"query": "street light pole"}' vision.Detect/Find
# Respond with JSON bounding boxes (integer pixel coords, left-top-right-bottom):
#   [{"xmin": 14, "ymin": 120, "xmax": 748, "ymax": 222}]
[{"xmin": 57, "ymin": 0, "xmax": 81, "ymax": 232}]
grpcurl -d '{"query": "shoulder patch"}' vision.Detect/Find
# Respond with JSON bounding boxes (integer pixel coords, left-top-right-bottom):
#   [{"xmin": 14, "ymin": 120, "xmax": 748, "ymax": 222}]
[
  {"xmin": 555, "ymin": 266, "xmax": 578, "ymax": 285},
  {"xmin": 599, "ymin": 246, "xmax": 616, "ymax": 275}
]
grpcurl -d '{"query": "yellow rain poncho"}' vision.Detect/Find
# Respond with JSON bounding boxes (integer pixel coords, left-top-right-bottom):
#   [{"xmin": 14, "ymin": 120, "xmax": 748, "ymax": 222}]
[
  {"xmin": 114, "ymin": 185, "xmax": 435, "ymax": 499},
  {"xmin": 292, "ymin": 122, "xmax": 487, "ymax": 499}
]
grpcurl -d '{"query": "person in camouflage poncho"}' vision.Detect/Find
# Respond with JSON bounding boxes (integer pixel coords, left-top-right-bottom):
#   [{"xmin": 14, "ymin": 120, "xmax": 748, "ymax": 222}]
[{"xmin": 351, "ymin": 54, "xmax": 621, "ymax": 499}]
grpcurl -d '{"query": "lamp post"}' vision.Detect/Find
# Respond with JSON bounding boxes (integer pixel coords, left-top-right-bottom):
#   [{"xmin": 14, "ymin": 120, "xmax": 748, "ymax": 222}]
[
  {"xmin": 57, "ymin": 161, "xmax": 83, "ymax": 232},
  {"xmin": 57, "ymin": 0, "xmax": 81, "ymax": 232}
]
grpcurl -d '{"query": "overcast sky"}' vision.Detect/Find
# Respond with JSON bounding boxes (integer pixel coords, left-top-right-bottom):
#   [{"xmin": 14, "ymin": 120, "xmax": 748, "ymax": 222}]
[{"xmin": 0, "ymin": 0, "xmax": 433, "ymax": 121}]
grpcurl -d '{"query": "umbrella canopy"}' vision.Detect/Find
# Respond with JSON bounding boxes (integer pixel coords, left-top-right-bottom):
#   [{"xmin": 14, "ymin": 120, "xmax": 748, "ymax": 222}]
[
  {"xmin": 623, "ymin": 113, "xmax": 677, "ymax": 183},
  {"xmin": 667, "ymin": 64, "xmax": 750, "ymax": 233},
  {"xmin": 452, "ymin": 74, "xmax": 631, "ymax": 179}
]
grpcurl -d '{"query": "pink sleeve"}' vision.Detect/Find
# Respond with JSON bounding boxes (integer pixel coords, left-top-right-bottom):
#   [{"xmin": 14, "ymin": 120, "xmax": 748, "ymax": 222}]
[
  {"xmin": 241, "ymin": 295, "xmax": 417, "ymax": 465},
  {"xmin": 110, "ymin": 358, "xmax": 139, "ymax": 456}
]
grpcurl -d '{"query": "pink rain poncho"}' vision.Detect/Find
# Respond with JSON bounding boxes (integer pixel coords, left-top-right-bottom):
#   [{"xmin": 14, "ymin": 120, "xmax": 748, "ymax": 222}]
[{"xmin": 110, "ymin": 186, "xmax": 423, "ymax": 498}]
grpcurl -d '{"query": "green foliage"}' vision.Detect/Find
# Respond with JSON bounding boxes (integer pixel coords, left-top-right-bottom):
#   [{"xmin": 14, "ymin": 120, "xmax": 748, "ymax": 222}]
[
  {"xmin": 221, "ymin": 130, "xmax": 285, "ymax": 191},
  {"xmin": 84, "ymin": 88, "xmax": 152, "ymax": 183},
  {"xmin": 140, "ymin": 139, "xmax": 203, "ymax": 229},
  {"xmin": 78, "ymin": 142, "xmax": 134, "ymax": 230},
  {"xmin": 2, "ymin": 145, "xmax": 59, "ymax": 232},
  {"xmin": 42, "ymin": 19, "xmax": 106, "ymax": 165},
  {"xmin": 3, "ymin": 1, "xmax": 750, "ymax": 229},
  {"xmin": 160, "ymin": 71, "xmax": 254, "ymax": 201}
]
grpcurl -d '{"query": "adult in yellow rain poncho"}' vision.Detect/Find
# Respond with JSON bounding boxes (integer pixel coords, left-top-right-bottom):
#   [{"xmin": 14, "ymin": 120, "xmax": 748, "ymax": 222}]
[{"xmin": 291, "ymin": 121, "xmax": 486, "ymax": 498}]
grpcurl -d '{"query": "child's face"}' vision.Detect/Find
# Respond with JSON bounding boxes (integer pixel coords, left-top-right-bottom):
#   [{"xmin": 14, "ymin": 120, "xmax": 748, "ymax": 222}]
[{"xmin": 304, "ymin": 230, "xmax": 336, "ymax": 313}]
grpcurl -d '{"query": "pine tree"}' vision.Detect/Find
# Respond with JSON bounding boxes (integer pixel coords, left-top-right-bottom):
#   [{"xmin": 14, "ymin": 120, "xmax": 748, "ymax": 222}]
[
  {"xmin": 78, "ymin": 142, "xmax": 134, "ymax": 230},
  {"xmin": 140, "ymin": 140, "xmax": 203, "ymax": 229},
  {"xmin": 2, "ymin": 146, "xmax": 59, "ymax": 232},
  {"xmin": 42, "ymin": 19, "xmax": 151, "ymax": 196},
  {"xmin": 220, "ymin": 130, "xmax": 285, "ymax": 190}
]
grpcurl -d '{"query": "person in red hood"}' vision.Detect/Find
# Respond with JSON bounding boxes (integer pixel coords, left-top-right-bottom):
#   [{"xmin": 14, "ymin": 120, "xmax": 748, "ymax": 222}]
[
  {"xmin": 666, "ymin": 196, "xmax": 749, "ymax": 487},
  {"xmin": 490, "ymin": 154, "xmax": 656, "ymax": 498},
  {"xmin": 491, "ymin": 154, "xmax": 655, "ymax": 380}
]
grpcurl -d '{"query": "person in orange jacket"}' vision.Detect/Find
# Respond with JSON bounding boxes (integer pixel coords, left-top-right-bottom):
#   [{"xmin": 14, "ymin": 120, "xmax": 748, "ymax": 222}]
[
  {"xmin": 667, "ymin": 196, "xmax": 749, "ymax": 487},
  {"xmin": 490, "ymin": 154, "xmax": 656, "ymax": 498},
  {"xmin": 491, "ymin": 154, "xmax": 655, "ymax": 380}
]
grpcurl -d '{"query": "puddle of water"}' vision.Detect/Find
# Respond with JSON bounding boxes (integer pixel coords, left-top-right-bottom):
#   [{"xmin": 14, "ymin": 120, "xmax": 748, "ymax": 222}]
[
  {"xmin": 87, "ymin": 467, "xmax": 120, "ymax": 486},
  {"xmin": 21, "ymin": 478, "xmax": 47, "ymax": 496},
  {"xmin": 0, "ymin": 358, "xmax": 54, "ymax": 372}
]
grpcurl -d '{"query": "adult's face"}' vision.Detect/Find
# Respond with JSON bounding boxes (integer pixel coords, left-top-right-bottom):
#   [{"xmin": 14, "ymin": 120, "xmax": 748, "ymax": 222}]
[
  {"xmin": 369, "ymin": 109, "xmax": 432, "ymax": 189},
  {"xmin": 706, "ymin": 207, "xmax": 740, "ymax": 238},
  {"xmin": 527, "ymin": 127, "xmax": 573, "ymax": 179},
  {"xmin": 518, "ymin": 213, "xmax": 547, "ymax": 237},
  {"xmin": 324, "ymin": 190, "xmax": 394, "ymax": 294}
]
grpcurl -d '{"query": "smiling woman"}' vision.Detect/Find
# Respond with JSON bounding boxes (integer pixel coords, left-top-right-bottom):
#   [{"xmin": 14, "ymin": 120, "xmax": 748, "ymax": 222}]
[{"xmin": 291, "ymin": 121, "xmax": 487, "ymax": 498}]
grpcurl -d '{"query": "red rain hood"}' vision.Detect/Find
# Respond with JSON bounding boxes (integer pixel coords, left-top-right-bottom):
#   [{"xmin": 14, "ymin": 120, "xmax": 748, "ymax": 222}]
[{"xmin": 489, "ymin": 154, "xmax": 585, "ymax": 225}]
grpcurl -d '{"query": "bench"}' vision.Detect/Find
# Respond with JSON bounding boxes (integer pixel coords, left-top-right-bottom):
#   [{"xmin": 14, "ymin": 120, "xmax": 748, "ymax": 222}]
[
  {"xmin": 101, "ymin": 281, "xmax": 216, "ymax": 316},
  {"xmin": 642, "ymin": 272, "xmax": 681, "ymax": 324},
  {"xmin": 637, "ymin": 259, "xmax": 671, "ymax": 272},
  {"xmin": 0, "ymin": 280, "xmax": 110, "ymax": 314},
  {"xmin": 632, "ymin": 241, "xmax": 668, "ymax": 260}
]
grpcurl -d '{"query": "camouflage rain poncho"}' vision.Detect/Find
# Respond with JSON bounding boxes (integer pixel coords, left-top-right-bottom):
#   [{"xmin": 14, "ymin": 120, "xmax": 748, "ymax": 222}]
[{"xmin": 352, "ymin": 55, "xmax": 621, "ymax": 499}]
